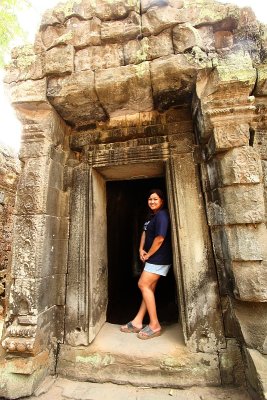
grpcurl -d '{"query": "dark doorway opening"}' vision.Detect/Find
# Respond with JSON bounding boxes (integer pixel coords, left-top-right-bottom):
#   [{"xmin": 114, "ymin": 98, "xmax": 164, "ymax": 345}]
[{"xmin": 106, "ymin": 177, "xmax": 178, "ymax": 326}]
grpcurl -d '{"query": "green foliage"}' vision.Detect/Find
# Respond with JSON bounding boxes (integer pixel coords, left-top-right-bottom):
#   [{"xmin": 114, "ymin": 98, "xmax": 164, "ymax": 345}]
[{"xmin": 0, "ymin": 0, "xmax": 31, "ymax": 67}]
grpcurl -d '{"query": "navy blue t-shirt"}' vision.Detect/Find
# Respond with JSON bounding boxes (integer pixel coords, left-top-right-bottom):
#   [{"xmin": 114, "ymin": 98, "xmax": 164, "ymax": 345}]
[{"xmin": 143, "ymin": 209, "xmax": 172, "ymax": 265}]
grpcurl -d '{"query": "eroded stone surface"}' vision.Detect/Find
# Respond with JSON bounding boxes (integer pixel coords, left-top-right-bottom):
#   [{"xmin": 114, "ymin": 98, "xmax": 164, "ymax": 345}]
[
  {"xmin": 95, "ymin": 63, "xmax": 153, "ymax": 117},
  {"xmin": 75, "ymin": 44, "xmax": 124, "ymax": 71},
  {"xmin": 0, "ymin": 145, "xmax": 20, "ymax": 319},
  {"xmin": 209, "ymin": 146, "xmax": 263, "ymax": 187},
  {"xmin": 47, "ymin": 71, "xmax": 107, "ymax": 127},
  {"xmin": 233, "ymin": 261, "xmax": 267, "ymax": 302}
]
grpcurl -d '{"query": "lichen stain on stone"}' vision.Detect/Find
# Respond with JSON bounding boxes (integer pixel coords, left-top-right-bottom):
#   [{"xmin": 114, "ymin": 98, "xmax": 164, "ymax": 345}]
[
  {"xmin": 76, "ymin": 353, "xmax": 114, "ymax": 367},
  {"xmin": 135, "ymin": 61, "xmax": 149, "ymax": 78},
  {"xmin": 56, "ymin": 0, "xmax": 80, "ymax": 16},
  {"xmin": 136, "ymin": 39, "xmax": 149, "ymax": 63}
]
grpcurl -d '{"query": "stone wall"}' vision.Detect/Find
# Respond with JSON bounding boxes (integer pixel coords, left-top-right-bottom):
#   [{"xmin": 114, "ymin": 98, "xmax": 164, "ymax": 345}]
[{"xmin": 0, "ymin": 145, "xmax": 20, "ymax": 319}]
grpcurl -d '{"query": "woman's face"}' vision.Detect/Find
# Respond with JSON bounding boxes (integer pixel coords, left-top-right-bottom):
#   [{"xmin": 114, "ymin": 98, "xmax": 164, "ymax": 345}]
[{"xmin": 148, "ymin": 192, "xmax": 163, "ymax": 213}]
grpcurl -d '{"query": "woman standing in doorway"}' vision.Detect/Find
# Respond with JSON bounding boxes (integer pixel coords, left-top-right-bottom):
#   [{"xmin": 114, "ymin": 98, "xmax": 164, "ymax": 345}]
[{"xmin": 120, "ymin": 189, "xmax": 172, "ymax": 340}]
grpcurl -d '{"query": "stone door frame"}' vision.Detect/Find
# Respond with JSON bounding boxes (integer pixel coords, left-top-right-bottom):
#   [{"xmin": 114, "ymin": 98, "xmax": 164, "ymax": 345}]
[{"xmin": 65, "ymin": 137, "xmax": 225, "ymax": 352}]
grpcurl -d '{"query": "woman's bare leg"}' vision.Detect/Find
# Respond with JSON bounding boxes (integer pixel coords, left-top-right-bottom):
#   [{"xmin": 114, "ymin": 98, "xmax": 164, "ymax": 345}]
[
  {"xmin": 121, "ymin": 275, "xmax": 159, "ymax": 331},
  {"xmin": 137, "ymin": 271, "xmax": 161, "ymax": 331},
  {"xmin": 131, "ymin": 280, "xmax": 157, "ymax": 329}
]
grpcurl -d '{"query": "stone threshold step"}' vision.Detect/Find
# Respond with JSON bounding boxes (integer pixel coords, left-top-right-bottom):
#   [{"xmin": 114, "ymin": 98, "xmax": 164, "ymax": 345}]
[{"xmin": 57, "ymin": 323, "xmax": 221, "ymax": 388}]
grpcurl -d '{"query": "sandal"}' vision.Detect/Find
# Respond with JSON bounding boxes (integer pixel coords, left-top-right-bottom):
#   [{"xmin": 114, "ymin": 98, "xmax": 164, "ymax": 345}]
[
  {"xmin": 137, "ymin": 325, "xmax": 162, "ymax": 340},
  {"xmin": 120, "ymin": 321, "xmax": 143, "ymax": 333}
]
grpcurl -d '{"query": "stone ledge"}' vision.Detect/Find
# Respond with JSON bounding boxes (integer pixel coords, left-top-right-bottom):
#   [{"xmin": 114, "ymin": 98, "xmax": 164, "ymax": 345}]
[{"xmin": 57, "ymin": 323, "xmax": 221, "ymax": 388}]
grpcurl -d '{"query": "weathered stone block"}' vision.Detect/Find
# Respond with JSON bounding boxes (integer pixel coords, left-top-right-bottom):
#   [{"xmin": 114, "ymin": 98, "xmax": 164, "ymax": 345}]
[
  {"xmin": 207, "ymin": 184, "xmax": 265, "ymax": 225},
  {"xmin": 41, "ymin": 18, "xmax": 101, "ymax": 49},
  {"xmin": 123, "ymin": 30, "xmax": 173, "ymax": 65},
  {"xmin": 9, "ymin": 278, "xmax": 37, "ymax": 316},
  {"xmin": 4, "ymin": 47, "xmax": 45, "ymax": 84},
  {"xmin": 8, "ymin": 78, "xmax": 47, "ymax": 105},
  {"xmin": 94, "ymin": 0, "xmax": 140, "ymax": 21},
  {"xmin": 244, "ymin": 348, "xmax": 267, "ymax": 400},
  {"xmin": 263, "ymin": 161, "xmax": 267, "ymax": 187},
  {"xmin": 75, "ymin": 44, "xmax": 124, "ymax": 72},
  {"xmin": 233, "ymin": 300, "xmax": 267, "ymax": 354},
  {"xmin": 142, "ymin": 1, "xmax": 235, "ymax": 36},
  {"xmin": 14, "ymin": 106, "xmax": 68, "ymax": 148},
  {"xmin": 37, "ymin": 275, "xmax": 66, "ymax": 311},
  {"xmin": 42, "ymin": 238, "xmax": 69, "ymax": 277},
  {"xmin": 208, "ymin": 124, "xmax": 250, "ymax": 154},
  {"xmin": 40, "ymin": 25, "xmax": 65, "ymax": 49},
  {"xmin": 6, "ymin": 350, "xmax": 49, "ymax": 375},
  {"xmin": 40, "ymin": 1, "xmax": 87, "ymax": 26},
  {"xmin": 47, "ymin": 71, "xmax": 106, "ymax": 128},
  {"xmin": 38, "ymin": 217, "xmax": 69, "ymax": 278},
  {"xmin": 212, "ymin": 223, "xmax": 267, "ymax": 262},
  {"xmin": 142, "ymin": 5, "xmax": 186, "ymax": 36},
  {"xmin": 12, "ymin": 215, "xmax": 68, "ymax": 279},
  {"xmin": 233, "ymin": 261, "xmax": 267, "ymax": 302},
  {"xmin": 141, "ymin": 0, "xmax": 180, "ymax": 13},
  {"xmin": 141, "ymin": 0, "xmax": 162, "ymax": 12},
  {"xmin": 151, "ymin": 54, "xmax": 210, "ymax": 111},
  {"xmin": 45, "ymin": 188, "xmax": 69, "ymax": 218},
  {"xmin": 197, "ymin": 25, "xmax": 215, "ymax": 51},
  {"xmin": 48, "ymin": 160, "xmax": 64, "ymax": 191},
  {"xmin": 95, "ymin": 63, "xmax": 153, "ymax": 117},
  {"xmin": 255, "ymin": 64, "xmax": 267, "ymax": 96},
  {"xmin": 60, "ymin": 0, "xmax": 140, "ymax": 22},
  {"xmin": 214, "ymin": 31, "xmax": 234, "ymax": 50},
  {"xmin": 197, "ymin": 52, "xmax": 256, "ymax": 104},
  {"xmin": 45, "ymin": 45, "xmax": 74, "ymax": 75},
  {"xmin": 15, "ymin": 155, "xmax": 67, "ymax": 217},
  {"xmin": 208, "ymin": 146, "xmax": 263, "ymax": 188},
  {"xmin": 173, "ymin": 23, "xmax": 203, "ymax": 53},
  {"xmin": 45, "ymin": 0, "xmax": 140, "ymax": 24},
  {"xmin": 19, "ymin": 139, "xmax": 52, "ymax": 160},
  {"xmin": 18, "ymin": 156, "xmax": 50, "ymax": 191},
  {"xmin": 254, "ymin": 130, "xmax": 267, "ymax": 162},
  {"xmin": 15, "ymin": 186, "xmax": 46, "ymax": 215},
  {"xmin": 65, "ymin": 17, "xmax": 101, "ymax": 48},
  {"xmin": 101, "ymin": 12, "xmax": 141, "ymax": 43},
  {"xmin": 12, "ymin": 216, "xmax": 42, "ymax": 279},
  {"xmin": 219, "ymin": 339, "xmax": 246, "ymax": 386},
  {"xmin": 0, "ymin": 359, "xmax": 49, "ymax": 399}
]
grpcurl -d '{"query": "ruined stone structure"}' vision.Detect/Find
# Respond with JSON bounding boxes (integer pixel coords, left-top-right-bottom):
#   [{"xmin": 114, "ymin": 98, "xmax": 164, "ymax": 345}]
[
  {"xmin": 1, "ymin": 0, "xmax": 267, "ymax": 398},
  {"xmin": 0, "ymin": 145, "xmax": 20, "ymax": 331}
]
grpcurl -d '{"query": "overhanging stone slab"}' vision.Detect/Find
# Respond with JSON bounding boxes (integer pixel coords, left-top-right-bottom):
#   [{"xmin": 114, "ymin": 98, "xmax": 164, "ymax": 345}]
[{"xmin": 95, "ymin": 63, "xmax": 153, "ymax": 118}]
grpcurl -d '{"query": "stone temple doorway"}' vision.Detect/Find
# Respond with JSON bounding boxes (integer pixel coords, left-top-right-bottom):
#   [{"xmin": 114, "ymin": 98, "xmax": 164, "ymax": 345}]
[
  {"xmin": 64, "ymin": 154, "xmax": 225, "ymax": 353},
  {"xmin": 106, "ymin": 178, "xmax": 178, "ymax": 326}
]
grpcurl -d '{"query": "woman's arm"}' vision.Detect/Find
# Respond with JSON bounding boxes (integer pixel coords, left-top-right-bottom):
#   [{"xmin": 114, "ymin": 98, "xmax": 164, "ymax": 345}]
[
  {"xmin": 139, "ymin": 231, "xmax": 147, "ymax": 261},
  {"xmin": 143, "ymin": 235, "xmax": 164, "ymax": 261}
]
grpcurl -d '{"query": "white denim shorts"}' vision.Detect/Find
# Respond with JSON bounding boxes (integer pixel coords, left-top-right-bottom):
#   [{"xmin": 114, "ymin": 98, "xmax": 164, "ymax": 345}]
[{"xmin": 144, "ymin": 262, "xmax": 171, "ymax": 277}]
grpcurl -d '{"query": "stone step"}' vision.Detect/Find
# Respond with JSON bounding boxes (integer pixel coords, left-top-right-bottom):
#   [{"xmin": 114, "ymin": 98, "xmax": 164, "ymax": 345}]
[{"xmin": 57, "ymin": 323, "xmax": 221, "ymax": 388}]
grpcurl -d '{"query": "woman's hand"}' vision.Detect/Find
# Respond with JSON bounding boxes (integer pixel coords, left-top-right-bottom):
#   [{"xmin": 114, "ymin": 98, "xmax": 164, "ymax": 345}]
[
  {"xmin": 139, "ymin": 249, "xmax": 148, "ymax": 262},
  {"xmin": 142, "ymin": 252, "xmax": 150, "ymax": 262}
]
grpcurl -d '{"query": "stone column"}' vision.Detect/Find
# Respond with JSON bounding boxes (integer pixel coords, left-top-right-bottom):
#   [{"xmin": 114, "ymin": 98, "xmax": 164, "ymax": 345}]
[
  {"xmin": 196, "ymin": 54, "xmax": 267, "ymax": 395},
  {"xmin": 0, "ymin": 146, "xmax": 20, "ymax": 327},
  {"xmin": 0, "ymin": 73, "xmax": 70, "ymax": 398},
  {"xmin": 166, "ymin": 153, "xmax": 225, "ymax": 353}
]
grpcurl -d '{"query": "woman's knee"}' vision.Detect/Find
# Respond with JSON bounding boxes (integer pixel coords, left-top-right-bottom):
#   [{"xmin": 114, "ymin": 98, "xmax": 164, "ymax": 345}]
[
  {"xmin": 138, "ymin": 278, "xmax": 145, "ymax": 291},
  {"xmin": 138, "ymin": 277, "xmax": 157, "ymax": 291}
]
